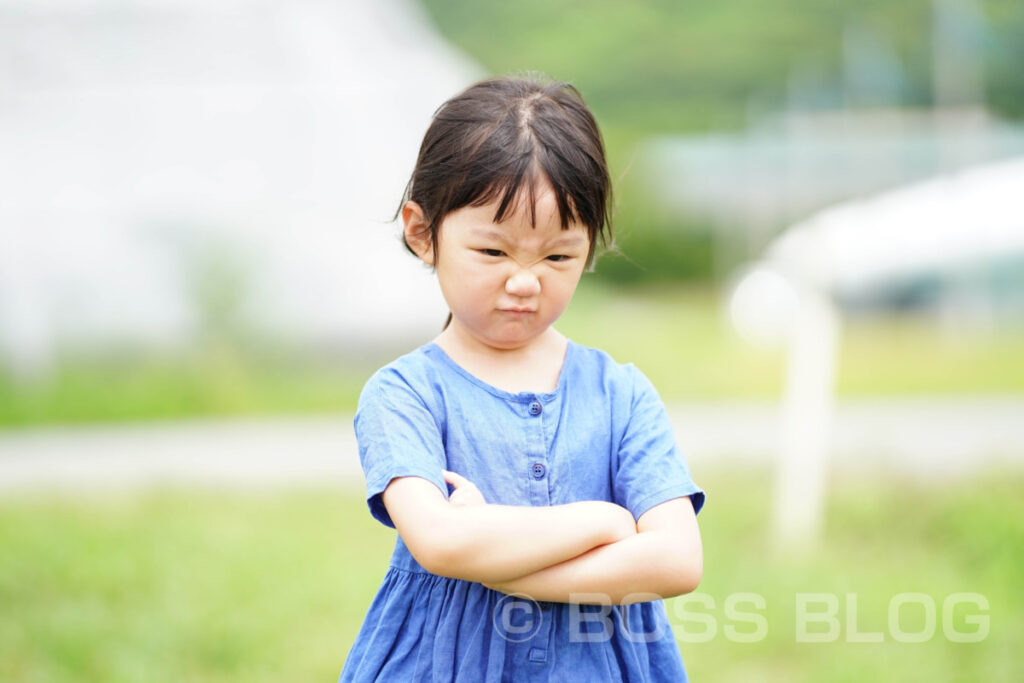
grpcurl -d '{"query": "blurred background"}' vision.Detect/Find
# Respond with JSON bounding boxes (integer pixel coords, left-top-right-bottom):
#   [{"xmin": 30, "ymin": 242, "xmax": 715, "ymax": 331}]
[{"xmin": 1, "ymin": 0, "xmax": 1022, "ymax": 680}]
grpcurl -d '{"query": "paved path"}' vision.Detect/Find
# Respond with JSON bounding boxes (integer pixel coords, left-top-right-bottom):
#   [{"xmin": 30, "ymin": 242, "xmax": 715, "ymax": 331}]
[{"xmin": 1, "ymin": 396, "xmax": 1022, "ymax": 493}]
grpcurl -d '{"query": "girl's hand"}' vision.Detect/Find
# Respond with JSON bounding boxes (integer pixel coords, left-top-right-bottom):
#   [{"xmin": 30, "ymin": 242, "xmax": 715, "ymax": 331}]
[{"xmin": 443, "ymin": 470, "xmax": 487, "ymax": 506}]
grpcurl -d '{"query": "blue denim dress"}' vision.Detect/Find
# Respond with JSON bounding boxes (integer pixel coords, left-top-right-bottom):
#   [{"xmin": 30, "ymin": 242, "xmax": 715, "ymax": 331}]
[{"xmin": 340, "ymin": 341, "xmax": 705, "ymax": 682}]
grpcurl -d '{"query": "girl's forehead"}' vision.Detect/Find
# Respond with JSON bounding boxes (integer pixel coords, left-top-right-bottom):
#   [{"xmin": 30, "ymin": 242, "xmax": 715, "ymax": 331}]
[
  {"xmin": 502, "ymin": 181, "xmax": 582, "ymax": 228},
  {"xmin": 447, "ymin": 198, "xmax": 588, "ymax": 243}
]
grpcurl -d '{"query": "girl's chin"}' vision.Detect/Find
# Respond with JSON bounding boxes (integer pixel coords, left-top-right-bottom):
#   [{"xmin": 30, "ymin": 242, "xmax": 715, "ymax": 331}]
[
  {"xmin": 484, "ymin": 333, "xmax": 535, "ymax": 348},
  {"xmin": 450, "ymin": 318, "xmax": 550, "ymax": 351},
  {"xmin": 479, "ymin": 329, "xmax": 545, "ymax": 350}
]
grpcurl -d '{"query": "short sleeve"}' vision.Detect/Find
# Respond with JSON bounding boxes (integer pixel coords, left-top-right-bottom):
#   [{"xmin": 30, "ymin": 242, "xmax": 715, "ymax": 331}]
[
  {"xmin": 614, "ymin": 365, "xmax": 705, "ymax": 521},
  {"xmin": 354, "ymin": 368, "xmax": 448, "ymax": 528}
]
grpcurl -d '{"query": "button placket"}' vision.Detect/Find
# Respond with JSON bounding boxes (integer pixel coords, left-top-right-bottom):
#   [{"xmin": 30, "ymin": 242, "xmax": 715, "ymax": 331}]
[
  {"xmin": 522, "ymin": 395, "xmax": 553, "ymax": 664},
  {"xmin": 525, "ymin": 395, "xmax": 550, "ymax": 508}
]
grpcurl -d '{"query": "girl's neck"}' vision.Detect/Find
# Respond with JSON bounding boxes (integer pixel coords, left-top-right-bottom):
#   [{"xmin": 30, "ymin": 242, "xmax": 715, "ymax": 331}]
[{"xmin": 433, "ymin": 325, "xmax": 568, "ymax": 394}]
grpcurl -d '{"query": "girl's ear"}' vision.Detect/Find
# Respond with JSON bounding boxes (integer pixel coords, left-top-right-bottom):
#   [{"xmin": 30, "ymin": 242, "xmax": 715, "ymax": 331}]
[{"xmin": 402, "ymin": 201, "xmax": 435, "ymax": 266}]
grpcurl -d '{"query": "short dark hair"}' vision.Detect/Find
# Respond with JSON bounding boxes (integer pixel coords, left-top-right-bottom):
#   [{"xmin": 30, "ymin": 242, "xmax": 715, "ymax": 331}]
[{"xmin": 399, "ymin": 74, "xmax": 613, "ymax": 268}]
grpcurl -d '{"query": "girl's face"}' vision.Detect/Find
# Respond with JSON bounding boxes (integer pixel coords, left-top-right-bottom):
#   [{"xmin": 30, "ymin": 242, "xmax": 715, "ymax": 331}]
[{"xmin": 404, "ymin": 182, "xmax": 590, "ymax": 353}]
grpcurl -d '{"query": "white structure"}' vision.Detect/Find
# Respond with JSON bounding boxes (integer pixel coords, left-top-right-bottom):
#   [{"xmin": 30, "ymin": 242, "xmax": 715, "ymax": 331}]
[
  {"xmin": 730, "ymin": 156, "xmax": 1024, "ymax": 550},
  {"xmin": 642, "ymin": 109, "xmax": 1024, "ymax": 279},
  {"xmin": 0, "ymin": 0, "xmax": 481, "ymax": 378}
]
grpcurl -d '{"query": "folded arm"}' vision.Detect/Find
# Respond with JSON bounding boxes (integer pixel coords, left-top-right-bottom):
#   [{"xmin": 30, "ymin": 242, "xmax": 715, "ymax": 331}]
[
  {"xmin": 483, "ymin": 496, "xmax": 703, "ymax": 605},
  {"xmin": 382, "ymin": 473, "xmax": 638, "ymax": 584}
]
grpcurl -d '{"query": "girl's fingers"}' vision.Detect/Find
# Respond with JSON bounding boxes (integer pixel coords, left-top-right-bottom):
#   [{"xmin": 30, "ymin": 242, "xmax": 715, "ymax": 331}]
[
  {"xmin": 443, "ymin": 469, "xmax": 471, "ymax": 487},
  {"xmin": 443, "ymin": 470, "xmax": 487, "ymax": 505}
]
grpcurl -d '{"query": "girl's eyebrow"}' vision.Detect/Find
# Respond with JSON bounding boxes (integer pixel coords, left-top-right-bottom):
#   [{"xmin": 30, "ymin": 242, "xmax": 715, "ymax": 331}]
[
  {"xmin": 471, "ymin": 228, "xmax": 586, "ymax": 248},
  {"xmin": 549, "ymin": 234, "xmax": 587, "ymax": 248},
  {"xmin": 472, "ymin": 229, "xmax": 509, "ymax": 243}
]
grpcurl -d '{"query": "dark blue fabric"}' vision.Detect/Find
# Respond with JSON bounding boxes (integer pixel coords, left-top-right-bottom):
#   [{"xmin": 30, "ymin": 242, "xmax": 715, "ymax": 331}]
[{"xmin": 340, "ymin": 340, "xmax": 704, "ymax": 682}]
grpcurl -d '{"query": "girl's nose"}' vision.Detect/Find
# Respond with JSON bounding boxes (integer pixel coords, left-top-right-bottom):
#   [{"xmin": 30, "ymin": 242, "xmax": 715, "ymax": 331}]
[{"xmin": 505, "ymin": 268, "xmax": 541, "ymax": 297}]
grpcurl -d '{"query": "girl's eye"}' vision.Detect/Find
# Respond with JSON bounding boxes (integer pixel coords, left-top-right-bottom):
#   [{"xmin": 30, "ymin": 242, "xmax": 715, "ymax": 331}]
[
  {"xmin": 547, "ymin": 254, "xmax": 570, "ymax": 262},
  {"xmin": 480, "ymin": 249, "xmax": 505, "ymax": 257}
]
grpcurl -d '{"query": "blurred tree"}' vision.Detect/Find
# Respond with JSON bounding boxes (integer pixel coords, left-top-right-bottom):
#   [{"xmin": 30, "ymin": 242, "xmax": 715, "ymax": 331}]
[{"xmin": 419, "ymin": 0, "xmax": 1023, "ymax": 135}]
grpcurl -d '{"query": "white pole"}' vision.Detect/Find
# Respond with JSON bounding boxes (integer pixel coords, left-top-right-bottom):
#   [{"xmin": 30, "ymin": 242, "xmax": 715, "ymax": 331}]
[{"xmin": 772, "ymin": 285, "xmax": 840, "ymax": 552}]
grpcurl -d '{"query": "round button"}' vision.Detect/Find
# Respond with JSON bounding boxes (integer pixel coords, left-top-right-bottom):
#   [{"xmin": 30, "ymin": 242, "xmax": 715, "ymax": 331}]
[
  {"xmin": 528, "ymin": 401, "xmax": 543, "ymax": 416},
  {"xmin": 531, "ymin": 462, "xmax": 546, "ymax": 479}
]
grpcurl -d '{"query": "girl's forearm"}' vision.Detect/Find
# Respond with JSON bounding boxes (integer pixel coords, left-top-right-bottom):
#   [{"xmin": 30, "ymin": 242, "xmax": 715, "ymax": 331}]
[
  {"xmin": 421, "ymin": 500, "xmax": 636, "ymax": 583},
  {"xmin": 482, "ymin": 530, "xmax": 702, "ymax": 605}
]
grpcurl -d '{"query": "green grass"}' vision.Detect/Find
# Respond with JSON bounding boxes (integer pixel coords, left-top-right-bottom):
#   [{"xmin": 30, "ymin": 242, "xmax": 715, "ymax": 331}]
[
  {"xmin": 0, "ymin": 486, "xmax": 390, "ymax": 682},
  {"xmin": 3, "ymin": 281, "xmax": 1023, "ymax": 428},
  {"xmin": 559, "ymin": 281, "xmax": 1024, "ymax": 399},
  {"xmin": 679, "ymin": 467, "xmax": 1024, "ymax": 681},
  {"xmin": 0, "ymin": 346, "xmax": 377, "ymax": 429},
  {"xmin": 1, "ymin": 468, "xmax": 1021, "ymax": 681}
]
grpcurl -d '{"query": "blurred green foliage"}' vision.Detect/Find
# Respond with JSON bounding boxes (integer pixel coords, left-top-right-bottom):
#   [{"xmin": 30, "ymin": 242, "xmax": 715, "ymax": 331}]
[
  {"xmin": 594, "ymin": 204, "xmax": 716, "ymax": 285},
  {"xmin": 419, "ymin": 0, "xmax": 1024, "ymax": 135},
  {"xmin": 1, "ymin": 467, "xmax": 1021, "ymax": 681},
  {"xmin": 417, "ymin": 0, "xmax": 1024, "ymax": 282},
  {"xmin": 3, "ymin": 282, "xmax": 1024, "ymax": 427}
]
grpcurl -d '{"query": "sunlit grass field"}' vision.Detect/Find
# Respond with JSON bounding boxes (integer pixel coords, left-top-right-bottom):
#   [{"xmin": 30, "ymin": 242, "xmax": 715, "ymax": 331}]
[
  {"xmin": 3, "ymin": 281, "xmax": 1023, "ymax": 427},
  {"xmin": 2, "ymin": 467, "xmax": 1021, "ymax": 682},
  {"xmin": 3, "ymin": 282, "xmax": 1021, "ymax": 679}
]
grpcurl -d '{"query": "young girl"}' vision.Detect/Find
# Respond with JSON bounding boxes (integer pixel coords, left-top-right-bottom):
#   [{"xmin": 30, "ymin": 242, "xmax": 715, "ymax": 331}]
[{"xmin": 340, "ymin": 75, "xmax": 705, "ymax": 682}]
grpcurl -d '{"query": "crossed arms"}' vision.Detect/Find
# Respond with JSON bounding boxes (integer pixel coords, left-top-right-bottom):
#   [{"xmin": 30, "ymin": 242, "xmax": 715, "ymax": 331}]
[{"xmin": 381, "ymin": 472, "xmax": 703, "ymax": 606}]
